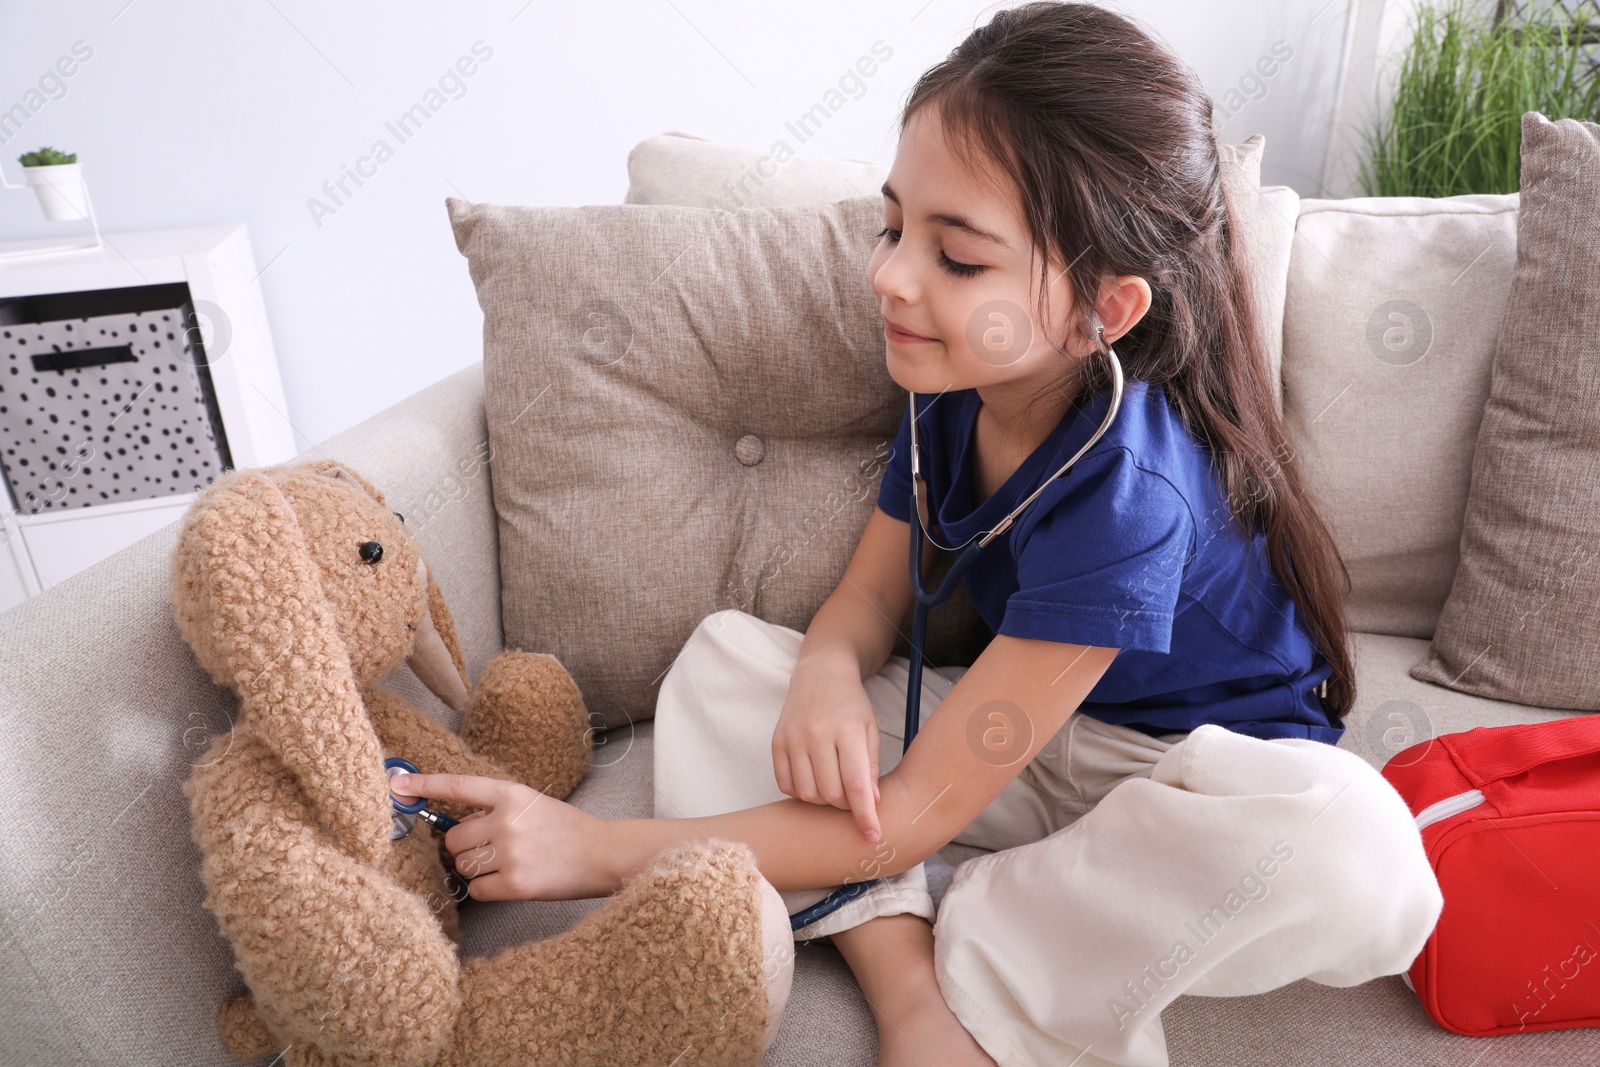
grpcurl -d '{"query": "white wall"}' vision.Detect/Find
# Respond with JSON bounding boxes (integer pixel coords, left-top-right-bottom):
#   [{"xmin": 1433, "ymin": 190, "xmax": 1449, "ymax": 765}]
[{"xmin": 0, "ymin": 0, "xmax": 1392, "ymax": 449}]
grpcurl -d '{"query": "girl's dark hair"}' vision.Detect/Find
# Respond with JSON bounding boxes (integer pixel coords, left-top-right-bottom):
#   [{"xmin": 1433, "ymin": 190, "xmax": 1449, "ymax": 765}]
[{"xmin": 901, "ymin": 0, "xmax": 1355, "ymax": 721}]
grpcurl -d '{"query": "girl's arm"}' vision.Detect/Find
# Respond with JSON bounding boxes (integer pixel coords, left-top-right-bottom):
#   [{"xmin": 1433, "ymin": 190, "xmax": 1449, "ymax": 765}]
[
  {"xmin": 391, "ymin": 633, "xmax": 1117, "ymax": 901},
  {"xmin": 791, "ymin": 507, "xmax": 939, "ymax": 684},
  {"xmin": 601, "ymin": 633, "xmax": 1119, "ymax": 894},
  {"xmin": 772, "ymin": 508, "xmax": 944, "ymax": 842}
]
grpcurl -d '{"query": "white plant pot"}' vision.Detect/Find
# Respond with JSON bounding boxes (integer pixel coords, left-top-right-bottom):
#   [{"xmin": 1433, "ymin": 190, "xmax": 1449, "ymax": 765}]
[{"xmin": 23, "ymin": 162, "xmax": 89, "ymax": 222}]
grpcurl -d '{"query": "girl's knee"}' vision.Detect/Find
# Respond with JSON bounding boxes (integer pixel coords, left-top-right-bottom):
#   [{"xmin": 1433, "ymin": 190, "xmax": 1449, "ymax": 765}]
[
  {"xmin": 688, "ymin": 608, "xmax": 747, "ymax": 644},
  {"xmin": 685, "ymin": 608, "xmax": 770, "ymax": 658},
  {"xmin": 1298, "ymin": 760, "xmax": 1441, "ymax": 920},
  {"xmin": 666, "ymin": 610, "xmax": 758, "ymax": 688}
]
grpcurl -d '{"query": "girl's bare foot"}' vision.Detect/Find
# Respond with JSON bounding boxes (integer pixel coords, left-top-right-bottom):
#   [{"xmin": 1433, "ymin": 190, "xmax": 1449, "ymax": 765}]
[{"xmin": 829, "ymin": 912, "xmax": 997, "ymax": 1067}]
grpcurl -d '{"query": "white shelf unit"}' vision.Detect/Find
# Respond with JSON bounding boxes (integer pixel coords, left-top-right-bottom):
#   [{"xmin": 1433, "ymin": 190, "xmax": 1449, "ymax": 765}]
[{"xmin": 0, "ymin": 223, "xmax": 295, "ymax": 613}]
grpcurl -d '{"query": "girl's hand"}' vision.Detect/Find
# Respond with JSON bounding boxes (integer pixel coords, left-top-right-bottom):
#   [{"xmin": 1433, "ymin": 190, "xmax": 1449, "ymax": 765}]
[
  {"xmin": 387, "ymin": 772, "xmax": 612, "ymax": 901},
  {"xmin": 771, "ymin": 661, "xmax": 883, "ymax": 842}
]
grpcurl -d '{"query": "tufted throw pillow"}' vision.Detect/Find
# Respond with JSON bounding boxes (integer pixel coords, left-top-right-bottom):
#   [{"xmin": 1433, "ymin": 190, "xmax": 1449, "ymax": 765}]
[
  {"xmin": 447, "ymin": 194, "xmax": 987, "ymax": 730},
  {"xmin": 1409, "ymin": 113, "xmax": 1600, "ymax": 710}
]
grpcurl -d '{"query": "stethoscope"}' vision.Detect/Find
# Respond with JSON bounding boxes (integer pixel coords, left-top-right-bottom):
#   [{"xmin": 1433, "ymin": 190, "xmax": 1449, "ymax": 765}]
[
  {"xmin": 788, "ymin": 334, "xmax": 1125, "ymax": 934},
  {"xmin": 386, "ymin": 757, "xmax": 475, "ymax": 903},
  {"xmin": 385, "ymin": 756, "xmax": 460, "ymax": 840}
]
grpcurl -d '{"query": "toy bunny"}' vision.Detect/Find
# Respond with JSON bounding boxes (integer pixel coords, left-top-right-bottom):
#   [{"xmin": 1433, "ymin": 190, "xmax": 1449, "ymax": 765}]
[{"xmin": 168, "ymin": 459, "xmax": 790, "ymax": 1067}]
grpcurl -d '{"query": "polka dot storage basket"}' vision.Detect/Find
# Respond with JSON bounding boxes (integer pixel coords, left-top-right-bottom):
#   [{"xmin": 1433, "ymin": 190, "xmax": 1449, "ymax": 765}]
[{"xmin": 0, "ymin": 298, "xmax": 233, "ymax": 513}]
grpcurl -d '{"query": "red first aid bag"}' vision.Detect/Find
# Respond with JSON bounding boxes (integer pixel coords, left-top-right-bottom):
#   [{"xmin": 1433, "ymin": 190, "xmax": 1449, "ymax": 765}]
[{"xmin": 1381, "ymin": 715, "xmax": 1600, "ymax": 1036}]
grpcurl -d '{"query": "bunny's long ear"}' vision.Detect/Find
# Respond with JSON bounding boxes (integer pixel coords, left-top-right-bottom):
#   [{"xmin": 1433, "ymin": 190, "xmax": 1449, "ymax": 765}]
[
  {"xmin": 315, "ymin": 461, "xmax": 385, "ymax": 503},
  {"xmin": 195, "ymin": 469, "xmax": 390, "ymax": 863},
  {"xmin": 406, "ymin": 553, "xmax": 471, "ymax": 715}
]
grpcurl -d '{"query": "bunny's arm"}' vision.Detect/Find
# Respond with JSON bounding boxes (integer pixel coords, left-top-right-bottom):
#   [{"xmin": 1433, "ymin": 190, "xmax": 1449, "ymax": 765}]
[
  {"xmin": 457, "ymin": 649, "xmax": 593, "ymax": 801},
  {"xmin": 363, "ymin": 686, "xmax": 534, "ymax": 826},
  {"xmin": 369, "ymin": 649, "xmax": 594, "ymax": 809}
]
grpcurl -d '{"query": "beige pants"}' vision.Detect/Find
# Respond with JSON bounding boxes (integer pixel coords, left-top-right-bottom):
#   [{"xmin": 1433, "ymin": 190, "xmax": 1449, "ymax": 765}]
[{"xmin": 655, "ymin": 609, "xmax": 1444, "ymax": 1067}]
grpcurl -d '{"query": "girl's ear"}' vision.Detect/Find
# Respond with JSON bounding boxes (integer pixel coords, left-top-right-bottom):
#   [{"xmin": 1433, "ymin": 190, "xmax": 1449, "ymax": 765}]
[{"xmin": 1092, "ymin": 275, "xmax": 1154, "ymax": 347}]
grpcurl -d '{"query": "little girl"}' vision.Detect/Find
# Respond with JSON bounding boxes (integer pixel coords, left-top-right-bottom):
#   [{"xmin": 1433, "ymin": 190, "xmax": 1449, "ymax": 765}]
[{"xmin": 392, "ymin": 4, "xmax": 1444, "ymax": 1065}]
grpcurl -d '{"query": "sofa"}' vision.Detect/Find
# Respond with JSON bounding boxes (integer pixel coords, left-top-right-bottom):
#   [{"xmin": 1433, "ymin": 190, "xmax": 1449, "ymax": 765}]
[{"xmin": 4, "ymin": 126, "xmax": 1599, "ymax": 1067}]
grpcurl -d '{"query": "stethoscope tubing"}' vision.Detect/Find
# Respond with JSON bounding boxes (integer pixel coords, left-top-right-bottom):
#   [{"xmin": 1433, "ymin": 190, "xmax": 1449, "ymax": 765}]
[
  {"xmin": 903, "ymin": 537, "xmax": 985, "ymax": 749},
  {"xmin": 787, "ymin": 542, "xmax": 983, "ymax": 933},
  {"xmin": 789, "ymin": 346, "xmax": 1125, "ymax": 934}
]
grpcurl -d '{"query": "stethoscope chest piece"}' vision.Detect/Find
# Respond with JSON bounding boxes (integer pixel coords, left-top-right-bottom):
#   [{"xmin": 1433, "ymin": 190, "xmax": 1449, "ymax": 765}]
[
  {"xmin": 389, "ymin": 810, "xmax": 417, "ymax": 841},
  {"xmin": 384, "ymin": 756, "xmax": 461, "ymax": 840},
  {"xmin": 386, "ymin": 757, "xmax": 425, "ymax": 841}
]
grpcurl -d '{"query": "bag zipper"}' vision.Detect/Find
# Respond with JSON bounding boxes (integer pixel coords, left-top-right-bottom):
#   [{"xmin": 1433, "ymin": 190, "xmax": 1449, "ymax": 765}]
[{"xmin": 1414, "ymin": 788, "xmax": 1485, "ymax": 831}]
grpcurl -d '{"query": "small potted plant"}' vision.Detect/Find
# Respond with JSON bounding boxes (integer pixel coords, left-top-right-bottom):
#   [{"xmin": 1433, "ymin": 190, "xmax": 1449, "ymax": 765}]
[{"xmin": 18, "ymin": 147, "xmax": 88, "ymax": 221}]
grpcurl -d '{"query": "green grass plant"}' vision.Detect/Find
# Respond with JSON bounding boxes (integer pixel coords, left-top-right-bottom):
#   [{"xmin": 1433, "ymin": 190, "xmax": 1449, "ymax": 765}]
[{"xmin": 1358, "ymin": 0, "xmax": 1600, "ymax": 195}]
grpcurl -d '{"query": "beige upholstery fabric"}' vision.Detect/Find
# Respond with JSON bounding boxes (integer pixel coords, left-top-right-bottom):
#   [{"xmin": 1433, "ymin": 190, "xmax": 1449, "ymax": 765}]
[
  {"xmin": 1337, "ymin": 632, "xmax": 1590, "ymax": 771},
  {"xmin": 624, "ymin": 129, "xmax": 890, "ymax": 209},
  {"xmin": 1281, "ymin": 192, "xmax": 1521, "ymax": 639},
  {"xmin": 1409, "ymin": 114, "xmax": 1600, "ymax": 709},
  {"xmin": 1218, "ymin": 134, "xmax": 1300, "ymax": 420}
]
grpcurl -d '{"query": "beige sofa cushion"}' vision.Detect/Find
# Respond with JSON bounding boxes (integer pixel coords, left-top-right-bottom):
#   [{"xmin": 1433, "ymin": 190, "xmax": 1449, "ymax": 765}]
[
  {"xmin": 1217, "ymin": 135, "xmax": 1299, "ymax": 421},
  {"xmin": 625, "ymin": 129, "xmax": 889, "ymax": 209},
  {"xmin": 1409, "ymin": 114, "xmax": 1600, "ymax": 710},
  {"xmin": 1281, "ymin": 192, "xmax": 1520, "ymax": 639}
]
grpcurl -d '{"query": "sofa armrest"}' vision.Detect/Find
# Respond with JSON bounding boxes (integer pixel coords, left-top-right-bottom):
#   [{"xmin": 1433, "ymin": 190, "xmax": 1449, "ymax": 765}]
[{"xmin": 0, "ymin": 359, "xmax": 498, "ymax": 1067}]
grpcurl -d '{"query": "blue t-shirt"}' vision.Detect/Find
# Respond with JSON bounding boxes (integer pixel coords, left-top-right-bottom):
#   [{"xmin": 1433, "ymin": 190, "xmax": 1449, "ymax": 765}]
[{"xmin": 875, "ymin": 380, "xmax": 1343, "ymax": 745}]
